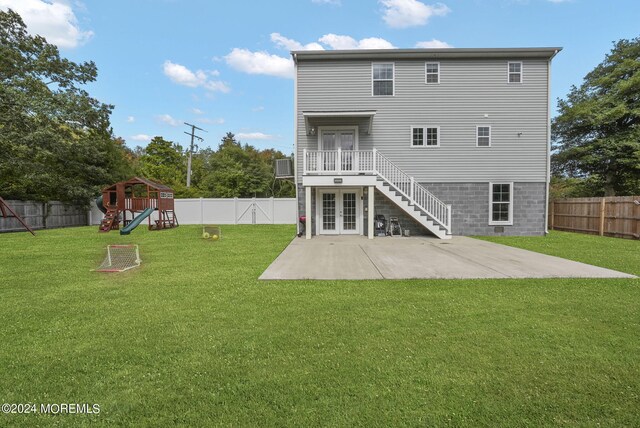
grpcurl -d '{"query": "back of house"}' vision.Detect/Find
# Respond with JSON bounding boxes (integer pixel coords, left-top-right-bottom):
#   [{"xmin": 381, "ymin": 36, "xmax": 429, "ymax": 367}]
[{"xmin": 293, "ymin": 47, "xmax": 561, "ymax": 239}]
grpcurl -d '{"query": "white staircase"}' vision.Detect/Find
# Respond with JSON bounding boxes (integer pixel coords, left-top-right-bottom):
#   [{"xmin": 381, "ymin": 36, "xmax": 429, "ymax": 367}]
[{"xmin": 373, "ymin": 150, "xmax": 452, "ymax": 239}]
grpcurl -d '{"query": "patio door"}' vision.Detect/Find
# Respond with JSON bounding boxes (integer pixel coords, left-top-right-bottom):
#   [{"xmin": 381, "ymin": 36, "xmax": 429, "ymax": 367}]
[
  {"xmin": 319, "ymin": 127, "xmax": 357, "ymax": 172},
  {"xmin": 317, "ymin": 188, "xmax": 361, "ymax": 235}
]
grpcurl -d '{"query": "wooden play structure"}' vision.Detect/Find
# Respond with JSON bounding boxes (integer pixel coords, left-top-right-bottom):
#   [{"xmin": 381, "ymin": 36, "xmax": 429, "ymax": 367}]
[
  {"xmin": 0, "ymin": 197, "xmax": 36, "ymax": 235},
  {"xmin": 97, "ymin": 177, "xmax": 178, "ymax": 235}
]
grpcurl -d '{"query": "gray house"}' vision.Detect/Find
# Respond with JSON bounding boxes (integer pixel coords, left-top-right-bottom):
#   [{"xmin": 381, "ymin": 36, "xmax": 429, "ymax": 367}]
[{"xmin": 292, "ymin": 47, "xmax": 561, "ymax": 239}]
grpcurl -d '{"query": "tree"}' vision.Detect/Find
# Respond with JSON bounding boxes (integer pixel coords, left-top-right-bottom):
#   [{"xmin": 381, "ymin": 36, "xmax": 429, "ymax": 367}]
[
  {"xmin": 204, "ymin": 133, "xmax": 295, "ymax": 198},
  {"xmin": 202, "ymin": 133, "xmax": 273, "ymax": 198},
  {"xmin": 0, "ymin": 9, "xmax": 132, "ymax": 203},
  {"xmin": 552, "ymin": 37, "xmax": 640, "ymax": 196},
  {"xmin": 138, "ymin": 136, "xmax": 185, "ymax": 185}
]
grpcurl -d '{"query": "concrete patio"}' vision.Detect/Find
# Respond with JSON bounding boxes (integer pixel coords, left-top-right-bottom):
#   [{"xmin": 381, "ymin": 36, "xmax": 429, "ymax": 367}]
[{"xmin": 259, "ymin": 236, "xmax": 635, "ymax": 280}]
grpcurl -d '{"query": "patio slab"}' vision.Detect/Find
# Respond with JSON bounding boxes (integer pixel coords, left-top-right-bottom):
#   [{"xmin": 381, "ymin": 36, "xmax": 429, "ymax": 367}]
[{"xmin": 259, "ymin": 235, "xmax": 635, "ymax": 280}]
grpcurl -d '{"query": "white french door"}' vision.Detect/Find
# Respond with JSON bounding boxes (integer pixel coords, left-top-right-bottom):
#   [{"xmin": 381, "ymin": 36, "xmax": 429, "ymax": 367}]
[
  {"xmin": 317, "ymin": 188, "xmax": 361, "ymax": 235},
  {"xmin": 319, "ymin": 127, "xmax": 357, "ymax": 172}
]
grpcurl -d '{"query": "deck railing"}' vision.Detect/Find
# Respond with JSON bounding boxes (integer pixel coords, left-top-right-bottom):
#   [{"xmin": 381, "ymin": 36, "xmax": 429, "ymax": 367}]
[
  {"xmin": 303, "ymin": 148, "xmax": 451, "ymax": 232},
  {"xmin": 303, "ymin": 149, "xmax": 375, "ymax": 175}
]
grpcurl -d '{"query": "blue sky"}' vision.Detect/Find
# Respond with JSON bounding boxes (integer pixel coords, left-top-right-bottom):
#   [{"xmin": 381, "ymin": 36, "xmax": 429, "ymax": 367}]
[{"xmin": 2, "ymin": 0, "xmax": 639, "ymax": 154}]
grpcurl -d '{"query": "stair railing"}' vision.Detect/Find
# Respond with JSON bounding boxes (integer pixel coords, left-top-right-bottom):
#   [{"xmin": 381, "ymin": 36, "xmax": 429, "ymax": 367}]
[{"xmin": 373, "ymin": 149, "xmax": 451, "ymax": 232}]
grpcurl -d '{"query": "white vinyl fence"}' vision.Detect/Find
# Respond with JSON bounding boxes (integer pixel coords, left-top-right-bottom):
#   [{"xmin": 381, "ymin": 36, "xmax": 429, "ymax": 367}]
[{"xmin": 89, "ymin": 197, "xmax": 297, "ymax": 226}]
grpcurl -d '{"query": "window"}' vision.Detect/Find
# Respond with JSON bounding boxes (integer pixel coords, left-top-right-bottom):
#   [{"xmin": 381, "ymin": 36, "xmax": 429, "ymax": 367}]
[
  {"xmin": 372, "ymin": 63, "xmax": 394, "ymax": 96},
  {"xmin": 412, "ymin": 127, "xmax": 424, "ymax": 146},
  {"xmin": 425, "ymin": 62, "xmax": 439, "ymax": 84},
  {"xmin": 411, "ymin": 126, "xmax": 439, "ymax": 147},
  {"xmin": 508, "ymin": 61, "xmax": 522, "ymax": 83},
  {"xmin": 489, "ymin": 183, "xmax": 513, "ymax": 225},
  {"xmin": 476, "ymin": 126, "xmax": 491, "ymax": 147}
]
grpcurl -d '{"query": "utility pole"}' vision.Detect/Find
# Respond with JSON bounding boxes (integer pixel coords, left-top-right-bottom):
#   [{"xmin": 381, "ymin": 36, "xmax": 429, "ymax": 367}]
[{"xmin": 184, "ymin": 122, "xmax": 206, "ymax": 188}]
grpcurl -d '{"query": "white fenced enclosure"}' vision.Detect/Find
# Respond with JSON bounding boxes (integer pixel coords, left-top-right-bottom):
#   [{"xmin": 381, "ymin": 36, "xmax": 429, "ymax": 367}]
[{"xmin": 89, "ymin": 197, "xmax": 297, "ymax": 226}]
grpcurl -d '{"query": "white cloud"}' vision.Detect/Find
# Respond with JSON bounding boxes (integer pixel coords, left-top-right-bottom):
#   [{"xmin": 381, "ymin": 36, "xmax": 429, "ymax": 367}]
[
  {"xmin": 271, "ymin": 33, "xmax": 323, "ymax": 51},
  {"xmin": 225, "ymin": 48, "xmax": 294, "ymax": 79},
  {"xmin": 163, "ymin": 60, "xmax": 230, "ymax": 92},
  {"xmin": 191, "ymin": 108, "xmax": 204, "ymax": 115},
  {"xmin": 157, "ymin": 114, "xmax": 180, "ymax": 126},
  {"xmin": 196, "ymin": 117, "xmax": 225, "ymax": 125},
  {"xmin": 312, "ymin": 0, "xmax": 341, "ymax": 4},
  {"xmin": 380, "ymin": 0, "xmax": 450, "ymax": 28},
  {"xmin": 237, "ymin": 132, "xmax": 274, "ymax": 140},
  {"xmin": 227, "ymin": 33, "xmax": 394, "ymax": 79},
  {"xmin": 252, "ymin": 106, "xmax": 265, "ymax": 112},
  {"xmin": 415, "ymin": 39, "xmax": 452, "ymax": 48},
  {"xmin": 130, "ymin": 134, "xmax": 151, "ymax": 142},
  {"xmin": 126, "ymin": 116, "xmax": 135, "ymax": 123},
  {"xmin": 318, "ymin": 34, "xmax": 395, "ymax": 50},
  {"xmin": 357, "ymin": 37, "xmax": 396, "ymax": 49},
  {"xmin": 318, "ymin": 34, "xmax": 358, "ymax": 50},
  {"xmin": 0, "ymin": 0, "xmax": 93, "ymax": 48}
]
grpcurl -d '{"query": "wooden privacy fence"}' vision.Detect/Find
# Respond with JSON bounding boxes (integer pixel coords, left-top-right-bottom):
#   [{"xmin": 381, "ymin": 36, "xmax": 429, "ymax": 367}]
[
  {"xmin": 0, "ymin": 200, "xmax": 88, "ymax": 233},
  {"xmin": 549, "ymin": 196, "xmax": 640, "ymax": 239}
]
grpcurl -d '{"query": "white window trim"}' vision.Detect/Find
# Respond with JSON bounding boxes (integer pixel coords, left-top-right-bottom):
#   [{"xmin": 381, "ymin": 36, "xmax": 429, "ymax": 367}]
[
  {"xmin": 425, "ymin": 62, "xmax": 440, "ymax": 84},
  {"xmin": 476, "ymin": 125, "xmax": 492, "ymax": 147},
  {"xmin": 315, "ymin": 187, "xmax": 364, "ymax": 236},
  {"xmin": 372, "ymin": 62, "xmax": 395, "ymax": 97},
  {"xmin": 410, "ymin": 126, "xmax": 440, "ymax": 148},
  {"xmin": 507, "ymin": 61, "xmax": 523, "ymax": 84},
  {"xmin": 489, "ymin": 182, "xmax": 514, "ymax": 226}
]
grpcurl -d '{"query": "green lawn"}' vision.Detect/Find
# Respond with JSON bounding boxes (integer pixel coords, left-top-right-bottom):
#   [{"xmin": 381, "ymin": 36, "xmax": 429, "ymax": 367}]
[{"xmin": 0, "ymin": 226, "xmax": 638, "ymax": 427}]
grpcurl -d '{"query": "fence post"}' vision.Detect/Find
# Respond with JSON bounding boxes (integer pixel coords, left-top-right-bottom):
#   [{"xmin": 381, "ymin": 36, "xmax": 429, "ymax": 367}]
[
  {"xmin": 372, "ymin": 148, "xmax": 377, "ymax": 174},
  {"xmin": 271, "ymin": 197, "xmax": 275, "ymax": 224},
  {"xmin": 599, "ymin": 198, "xmax": 606, "ymax": 236},
  {"xmin": 409, "ymin": 177, "xmax": 414, "ymax": 205},
  {"xmin": 200, "ymin": 197, "xmax": 204, "ymax": 225},
  {"xmin": 550, "ymin": 201, "xmax": 554, "ymax": 230},
  {"xmin": 303, "ymin": 148, "xmax": 307, "ymax": 174},
  {"xmin": 252, "ymin": 197, "xmax": 256, "ymax": 225},
  {"xmin": 234, "ymin": 197, "xmax": 238, "ymax": 225}
]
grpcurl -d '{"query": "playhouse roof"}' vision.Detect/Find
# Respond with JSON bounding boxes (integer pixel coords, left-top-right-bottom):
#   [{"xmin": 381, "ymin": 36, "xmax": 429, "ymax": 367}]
[{"xmin": 102, "ymin": 177, "xmax": 174, "ymax": 192}]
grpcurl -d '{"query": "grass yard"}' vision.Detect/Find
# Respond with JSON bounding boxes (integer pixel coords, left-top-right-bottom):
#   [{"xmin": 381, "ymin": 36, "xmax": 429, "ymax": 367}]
[{"xmin": 1, "ymin": 226, "xmax": 638, "ymax": 427}]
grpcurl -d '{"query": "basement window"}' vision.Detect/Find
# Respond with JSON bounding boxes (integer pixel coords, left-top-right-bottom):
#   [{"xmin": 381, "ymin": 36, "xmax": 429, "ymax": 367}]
[{"xmin": 489, "ymin": 182, "xmax": 513, "ymax": 225}]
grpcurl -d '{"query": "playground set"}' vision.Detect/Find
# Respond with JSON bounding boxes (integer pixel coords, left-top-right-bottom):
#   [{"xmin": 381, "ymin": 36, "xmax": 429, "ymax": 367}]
[
  {"xmin": 0, "ymin": 197, "xmax": 36, "ymax": 235},
  {"xmin": 96, "ymin": 177, "xmax": 178, "ymax": 235}
]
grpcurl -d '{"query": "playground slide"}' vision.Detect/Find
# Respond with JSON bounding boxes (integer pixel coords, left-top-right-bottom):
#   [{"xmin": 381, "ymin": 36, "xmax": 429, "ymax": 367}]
[
  {"xmin": 119, "ymin": 207, "xmax": 155, "ymax": 235},
  {"xmin": 95, "ymin": 195, "xmax": 107, "ymax": 214}
]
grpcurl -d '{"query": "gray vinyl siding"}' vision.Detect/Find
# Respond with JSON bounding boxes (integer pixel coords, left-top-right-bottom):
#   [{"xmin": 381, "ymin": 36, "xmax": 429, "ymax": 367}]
[{"xmin": 296, "ymin": 58, "xmax": 549, "ymax": 183}]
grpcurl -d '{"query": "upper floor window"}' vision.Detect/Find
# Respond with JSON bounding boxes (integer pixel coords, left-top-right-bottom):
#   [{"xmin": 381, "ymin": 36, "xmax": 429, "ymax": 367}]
[
  {"xmin": 508, "ymin": 61, "xmax": 522, "ymax": 83},
  {"xmin": 477, "ymin": 126, "xmax": 491, "ymax": 147},
  {"xmin": 425, "ymin": 62, "xmax": 440, "ymax": 84},
  {"xmin": 372, "ymin": 63, "xmax": 394, "ymax": 96},
  {"xmin": 411, "ymin": 126, "xmax": 439, "ymax": 147}
]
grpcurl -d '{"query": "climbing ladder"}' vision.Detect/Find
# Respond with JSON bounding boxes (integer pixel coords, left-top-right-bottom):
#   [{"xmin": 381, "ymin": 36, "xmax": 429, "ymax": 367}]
[
  {"xmin": 99, "ymin": 208, "xmax": 119, "ymax": 232},
  {"xmin": 153, "ymin": 210, "xmax": 178, "ymax": 230}
]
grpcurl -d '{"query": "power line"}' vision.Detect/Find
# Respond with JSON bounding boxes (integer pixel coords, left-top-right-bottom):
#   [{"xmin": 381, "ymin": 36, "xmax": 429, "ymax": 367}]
[{"xmin": 184, "ymin": 122, "xmax": 206, "ymax": 188}]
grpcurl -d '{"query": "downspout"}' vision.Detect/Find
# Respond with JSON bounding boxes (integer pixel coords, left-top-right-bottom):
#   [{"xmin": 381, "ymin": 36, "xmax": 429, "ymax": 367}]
[
  {"xmin": 292, "ymin": 52, "xmax": 299, "ymax": 235},
  {"xmin": 544, "ymin": 51, "xmax": 557, "ymax": 234}
]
